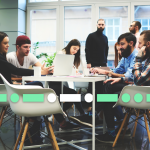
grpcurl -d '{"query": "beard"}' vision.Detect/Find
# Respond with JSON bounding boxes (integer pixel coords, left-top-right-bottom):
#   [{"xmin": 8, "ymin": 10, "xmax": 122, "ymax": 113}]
[
  {"xmin": 129, "ymin": 28, "xmax": 136, "ymax": 34},
  {"xmin": 97, "ymin": 27, "xmax": 104, "ymax": 33},
  {"xmin": 120, "ymin": 45, "xmax": 131, "ymax": 58}
]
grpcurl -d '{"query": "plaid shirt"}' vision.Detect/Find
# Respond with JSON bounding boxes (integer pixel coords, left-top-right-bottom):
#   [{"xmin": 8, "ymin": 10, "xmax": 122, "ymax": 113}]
[{"xmin": 122, "ymin": 57, "xmax": 150, "ymax": 86}]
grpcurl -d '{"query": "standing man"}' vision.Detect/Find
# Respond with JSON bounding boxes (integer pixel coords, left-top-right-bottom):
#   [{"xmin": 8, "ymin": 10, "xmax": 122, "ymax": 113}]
[
  {"xmin": 129, "ymin": 21, "xmax": 141, "ymax": 49},
  {"xmin": 85, "ymin": 19, "xmax": 109, "ymax": 68}
]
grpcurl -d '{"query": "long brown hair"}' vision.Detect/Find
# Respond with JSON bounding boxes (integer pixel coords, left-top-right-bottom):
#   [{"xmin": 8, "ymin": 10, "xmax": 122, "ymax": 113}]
[
  {"xmin": 0, "ymin": 32, "xmax": 8, "ymax": 58},
  {"xmin": 114, "ymin": 42, "xmax": 122, "ymax": 67},
  {"xmin": 63, "ymin": 39, "xmax": 81, "ymax": 68}
]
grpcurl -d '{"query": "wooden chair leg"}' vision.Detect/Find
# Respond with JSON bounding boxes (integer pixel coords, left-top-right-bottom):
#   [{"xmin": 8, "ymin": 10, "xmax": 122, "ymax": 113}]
[
  {"xmin": 27, "ymin": 130, "xmax": 33, "ymax": 144},
  {"xmin": 122, "ymin": 109, "xmax": 133, "ymax": 139},
  {"xmin": 132, "ymin": 109, "xmax": 140, "ymax": 138},
  {"xmin": 44, "ymin": 116, "xmax": 59, "ymax": 150},
  {"xmin": 14, "ymin": 120, "xmax": 26, "ymax": 150},
  {"xmin": 144, "ymin": 114, "xmax": 150, "ymax": 142},
  {"xmin": 112, "ymin": 112, "xmax": 128, "ymax": 147},
  {"xmin": 146, "ymin": 109, "xmax": 150, "ymax": 125},
  {"xmin": 19, "ymin": 121, "xmax": 29, "ymax": 150},
  {"xmin": 52, "ymin": 115, "xmax": 55, "ymax": 125},
  {"xmin": 0, "ymin": 107, "xmax": 5, "ymax": 118},
  {"xmin": 0, "ymin": 106, "xmax": 8, "ymax": 127}
]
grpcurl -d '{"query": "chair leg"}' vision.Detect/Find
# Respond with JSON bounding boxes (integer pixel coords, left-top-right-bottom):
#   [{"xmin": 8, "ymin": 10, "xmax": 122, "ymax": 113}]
[
  {"xmin": 27, "ymin": 130, "xmax": 33, "ymax": 144},
  {"xmin": 132, "ymin": 109, "xmax": 140, "ymax": 138},
  {"xmin": 14, "ymin": 120, "xmax": 26, "ymax": 150},
  {"xmin": 144, "ymin": 114, "xmax": 150, "ymax": 142},
  {"xmin": 19, "ymin": 120, "xmax": 29, "ymax": 150},
  {"xmin": 122, "ymin": 109, "xmax": 133, "ymax": 139},
  {"xmin": 146, "ymin": 109, "xmax": 150, "ymax": 125},
  {"xmin": 0, "ymin": 107, "xmax": 5, "ymax": 118},
  {"xmin": 0, "ymin": 106, "xmax": 8, "ymax": 127},
  {"xmin": 44, "ymin": 116, "xmax": 59, "ymax": 150},
  {"xmin": 112, "ymin": 112, "xmax": 128, "ymax": 147},
  {"xmin": 52, "ymin": 115, "xmax": 55, "ymax": 125}
]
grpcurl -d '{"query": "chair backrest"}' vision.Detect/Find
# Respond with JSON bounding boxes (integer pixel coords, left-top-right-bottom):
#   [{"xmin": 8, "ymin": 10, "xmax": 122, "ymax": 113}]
[
  {"xmin": 0, "ymin": 84, "xmax": 9, "ymax": 106},
  {"xmin": 113, "ymin": 85, "xmax": 150, "ymax": 109},
  {"xmin": 0, "ymin": 74, "xmax": 66, "ymax": 117}
]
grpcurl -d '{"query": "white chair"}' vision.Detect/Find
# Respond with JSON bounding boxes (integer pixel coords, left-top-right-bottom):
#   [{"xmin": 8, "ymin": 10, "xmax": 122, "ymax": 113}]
[
  {"xmin": 112, "ymin": 86, "xmax": 150, "ymax": 147},
  {"xmin": 0, "ymin": 73, "xmax": 66, "ymax": 150},
  {"xmin": 0, "ymin": 84, "xmax": 9, "ymax": 127}
]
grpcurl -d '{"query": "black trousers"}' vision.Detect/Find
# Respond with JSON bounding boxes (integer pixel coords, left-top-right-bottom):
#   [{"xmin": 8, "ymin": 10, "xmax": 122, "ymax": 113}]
[
  {"xmin": 48, "ymin": 82, "xmax": 84, "ymax": 124},
  {"xmin": 101, "ymin": 81, "xmax": 128, "ymax": 128}
]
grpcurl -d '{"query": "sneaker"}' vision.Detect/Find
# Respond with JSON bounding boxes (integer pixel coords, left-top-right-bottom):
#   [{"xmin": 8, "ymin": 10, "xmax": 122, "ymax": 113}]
[
  {"xmin": 59, "ymin": 121, "xmax": 80, "ymax": 131},
  {"xmin": 69, "ymin": 114, "xmax": 102, "ymax": 128},
  {"xmin": 115, "ymin": 127, "xmax": 131, "ymax": 136},
  {"xmin": 95, "ymin": 132, "xmax": 115, "ymax": 143}
]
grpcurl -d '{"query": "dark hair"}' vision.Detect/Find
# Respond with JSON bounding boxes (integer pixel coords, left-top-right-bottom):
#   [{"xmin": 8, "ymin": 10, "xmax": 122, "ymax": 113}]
[
  {"xmin": 117, "ymin": 32, "xmax": 136, "ymax": 47},
  {"xmin": 0, "ymin": 32, "xmax": 8, "ymax": 58},
  {"xmin": 97, "ymin": 19, "xmax": 105, "ymax": 24},
  {"xmin": 114, "ymin": 42, "xmax": 122, "ymax": 67},
  {"xmin": 140, "ymin": 30, "xmax": 150, "ymax": 43},
  {"xmin": 63, "ymin": 39, "xmax": 81, "ymax": 68},
  {"xmin": 133, "ymin": 21, "xmax": 141, "ymax": 30}
]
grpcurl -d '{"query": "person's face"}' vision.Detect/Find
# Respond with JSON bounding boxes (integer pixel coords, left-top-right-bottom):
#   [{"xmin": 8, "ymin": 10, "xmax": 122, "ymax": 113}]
[
  {"xmin": 119, "ymin": 38, "xmax": 132, "ymax": 58},
  {"xmin": 138, "ymin": 34, "xmax": 150, "ymax": 59},
  {"xmin": 138, "ymin": 34, "xmax": 146, "ymax": 49},
  {"xmin": 17, "ymin": 44, "xmax": 31, "ymax": 56},
  {"xmin": 70, "ymin": 45, "xmax": 80, "ymax": 55},
  {"xmin": 129, "ymin": 22, "xmax": 136, "ymax": 34},
  {"xmin": 0, "ymin": 36, "xmax": 9, "ymax": 54},
  {"xmin": 97, "ymin": 20, "xmax": 105, "ymax": 32}
]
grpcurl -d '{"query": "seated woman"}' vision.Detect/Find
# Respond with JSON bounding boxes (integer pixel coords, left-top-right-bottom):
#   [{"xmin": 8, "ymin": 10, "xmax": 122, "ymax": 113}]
[{"xmin": 49, "ymin": 39, "xmax": 85, "ymax": 130}]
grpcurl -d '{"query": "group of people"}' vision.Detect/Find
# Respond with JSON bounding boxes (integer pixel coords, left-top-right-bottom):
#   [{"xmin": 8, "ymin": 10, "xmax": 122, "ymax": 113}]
[
  {"xmin": 0, "ymin": 18, "xmax": 150, "ymax": 145},
  {"xmin": 69, "ymin": 19, "xmax": 150, "ymax": 143}
]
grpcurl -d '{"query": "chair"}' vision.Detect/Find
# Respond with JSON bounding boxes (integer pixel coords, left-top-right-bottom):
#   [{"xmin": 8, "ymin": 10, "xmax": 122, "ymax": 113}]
[
  {"xmin": 0, "ymin": 73, "xmax": 66, "ymax": 150},
  {"xmin": 112, "ymin": 86, "xmax": 150, "ymax": 147},
  {"xmin": 0, "ymin": 84, "xmax": 9, "ymax": 127}
]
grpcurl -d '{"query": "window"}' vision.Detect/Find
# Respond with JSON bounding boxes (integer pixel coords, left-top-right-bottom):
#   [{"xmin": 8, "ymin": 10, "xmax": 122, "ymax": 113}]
[
  {"xmin": 64, "ymin": 6, "xmax": 91, "ymax": 63},
  {"xmin": 134, "ymin": 6, "xmax": 150, "ymax": 32},
  {"xmin": 135, "ymin": 19, "xmax": 150, "ymax": 32},
  {"xmin": 29, "ymin": 0, "xmax": 58, "ymax": 2},
  {"xmin": 103, "ymin": 18, "xmax": 120, "ymax": 41},
  {"xmin": 31, "ymin": 9, "xmax": 57, "ymax": 58}
]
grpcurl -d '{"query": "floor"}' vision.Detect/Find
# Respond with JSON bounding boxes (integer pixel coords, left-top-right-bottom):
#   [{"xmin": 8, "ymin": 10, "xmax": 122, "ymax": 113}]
[{"xmin": 0, "ymin": 105, "xmax": 150, "ymax": 150}]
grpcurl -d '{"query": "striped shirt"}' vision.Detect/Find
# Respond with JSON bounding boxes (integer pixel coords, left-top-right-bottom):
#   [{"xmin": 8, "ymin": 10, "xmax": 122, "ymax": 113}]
[{"xmin": 122, "ymin": 57, "xmax": 150, "ymax": 86}]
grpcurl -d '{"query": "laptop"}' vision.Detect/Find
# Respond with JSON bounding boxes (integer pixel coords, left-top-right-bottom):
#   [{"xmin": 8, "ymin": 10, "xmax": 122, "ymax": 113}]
[{"xmin": 53, "ymin": 54, "xmax": 75, "ymax": 76}]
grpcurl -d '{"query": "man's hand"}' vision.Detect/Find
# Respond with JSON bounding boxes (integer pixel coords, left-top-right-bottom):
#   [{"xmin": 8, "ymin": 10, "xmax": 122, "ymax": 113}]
[
  {"xmin": 104, "ymin": 78, "xmax": 121, "ymax": 84},
  {"xmin": 137, "ymin": 46, "xmax": 146, "ymax": 58},
  {"xmin": 90, "ymin": 68, "xmax": 108, "ymax": 75},
  {"xmin": 87, "ymin": 64, "xmax": 91, "ymax": 68},
  {"xmin": 41, "ymin": 63, "xmax": 52, "ymax": 75}
]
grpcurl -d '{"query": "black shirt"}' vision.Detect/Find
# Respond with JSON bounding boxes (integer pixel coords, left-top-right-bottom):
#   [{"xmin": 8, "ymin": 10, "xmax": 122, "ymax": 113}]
[
  {"xmin": 85, "ymin": 30, "xmax": 109, "ymax": 66},
  {"xmin": 0, "ymin": 53, "xmax": 34, "ymax": 84}
]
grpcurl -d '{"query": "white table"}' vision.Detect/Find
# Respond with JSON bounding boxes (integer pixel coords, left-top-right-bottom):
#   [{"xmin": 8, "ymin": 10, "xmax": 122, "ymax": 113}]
[{"xmin": 22, "ymin": 75, "xmax": 106, "ymax": 150}]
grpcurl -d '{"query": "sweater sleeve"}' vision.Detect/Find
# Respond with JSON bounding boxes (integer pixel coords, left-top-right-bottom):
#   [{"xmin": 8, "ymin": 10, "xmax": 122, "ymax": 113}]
[
  {"xmin": 0, "ymin": 55, "xmax": 34, "ymax": 76},
  {"xmin": 85, "ymin": 34, "xmax": 92, "ymax": 64},
  {"xmin": 105, "ymin": 37, "xmax": 109, "ymax": 62}
]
